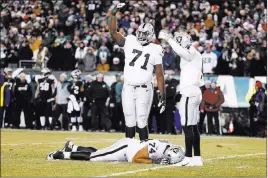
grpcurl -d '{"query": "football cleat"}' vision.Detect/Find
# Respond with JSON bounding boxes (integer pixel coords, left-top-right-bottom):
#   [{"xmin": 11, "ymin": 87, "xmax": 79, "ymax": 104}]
[
  {"xmin": 191, "ymin": 156, "xmax": 203, "ymax": 166},
  {"xmin": 71, "ymin": 125, "xmax": 77, "ymax": 132},
  {"xmin": 78, "ymin": 125, "xmax": 84, "ymax": 132},
  {"xmin": 174, "ymin": 157, "xmax": 193, "ymax": 167},
  {"xmin": 61, "ymin": 141, "xmax": 74, "ymax": 152},
  {"xmin": 47, "ymin": 151, "xmax": 64, "ymax": 160}
]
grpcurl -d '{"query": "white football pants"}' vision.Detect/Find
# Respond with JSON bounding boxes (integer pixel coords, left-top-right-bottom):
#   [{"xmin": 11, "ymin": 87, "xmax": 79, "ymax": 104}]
[
  {"xmin": 122, "ymin": 83, "xmax": 153, "ymax": 129},
  {"xmin": 90, "ymin": 138, "xmax": 129, "ymax": 162},
  {"xmin": 177, "ymin": 94, "xmax": 202, "ymax": 126}
]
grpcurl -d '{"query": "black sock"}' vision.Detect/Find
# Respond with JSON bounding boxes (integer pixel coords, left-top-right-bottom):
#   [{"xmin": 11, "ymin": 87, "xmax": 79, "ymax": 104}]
[
  {"xmin": 77, "ymin": 146, "xmax": 98, "ymax": 152},
  {"xmin": 125, "ymin": 126, "xmax": 136, "ymax": 138},
  {"xmin": 70, "ymin": 152, "xmax": 91, "ymax": 160},
  {"xmin": 193, "ymin": 125, "xmax": 201, "ymax": 156},
  {"xmin": 182, "ymin": 126, "xmax": 193, "ymax": 157},
  {"xmin": 139, "ymin": 126, "xmax": 148, "ymax": 141}
]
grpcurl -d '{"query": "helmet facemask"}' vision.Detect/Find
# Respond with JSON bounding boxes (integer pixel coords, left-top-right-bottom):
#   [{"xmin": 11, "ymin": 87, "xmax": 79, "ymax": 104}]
[
  {"xmin": 164, "ymin": 145, "xmax": 185, "ymax": 164},
  {"xmin": 136, "ymin": 23, "xmax": 154, "ymax": 45}
]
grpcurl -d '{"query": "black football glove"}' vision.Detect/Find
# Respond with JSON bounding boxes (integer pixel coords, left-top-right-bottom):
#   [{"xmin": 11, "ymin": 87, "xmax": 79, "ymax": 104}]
[{"xmin": 158, "ymin": 93, "xmax": 166, "ymax": 114}]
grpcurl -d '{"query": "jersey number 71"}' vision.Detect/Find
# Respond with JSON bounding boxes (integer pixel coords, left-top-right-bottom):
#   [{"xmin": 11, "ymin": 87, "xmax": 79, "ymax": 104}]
[{"xmin": 129, "ymin": 49, "xmax": 150, "ymax": 70}]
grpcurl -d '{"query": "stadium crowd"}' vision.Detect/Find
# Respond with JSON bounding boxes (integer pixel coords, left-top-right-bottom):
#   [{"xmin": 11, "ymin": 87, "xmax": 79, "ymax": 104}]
[{"xmin": 0, "ymin": 0, "xmax": 267, "ymax": 77}]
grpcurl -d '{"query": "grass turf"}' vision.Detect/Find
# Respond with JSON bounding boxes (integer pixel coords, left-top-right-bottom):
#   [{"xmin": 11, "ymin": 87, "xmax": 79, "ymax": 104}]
[{"xmin": 1, "ymin": 129, "xmax": 266, "ymax": 177}]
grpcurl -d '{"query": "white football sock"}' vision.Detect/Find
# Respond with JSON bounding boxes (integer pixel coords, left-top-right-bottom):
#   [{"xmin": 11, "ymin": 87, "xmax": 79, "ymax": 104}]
[
  {"xmin": 77, "ymin": 116, "xmax": 83, "ymax": 124},
  {"xmin": 63, "ymin": 152, "xmax": 71, "ymax": 159},
  {"xmin": 71, "ymin": 117, "xmax": 76, "ymax": 124},
  {"xmin": 49, "ymin": 117, "xmax": 53, "ymax": 124},
  {"xmin": 72, "ymin": 145, "xmax": 78, "ymax": 152},
  {"xmin": 40, "ymin": 116, "xmax": 45, "ymax": 127}
]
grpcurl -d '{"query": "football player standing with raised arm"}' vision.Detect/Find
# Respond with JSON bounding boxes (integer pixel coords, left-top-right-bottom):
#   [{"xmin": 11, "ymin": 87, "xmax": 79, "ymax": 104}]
[
  {"xmin": 108, "ymin": 3, "xmax": 166, "ymax": 141},
  {"xmin": 159, "ymin": 31, "xmax": 203, "ymax": 166}
]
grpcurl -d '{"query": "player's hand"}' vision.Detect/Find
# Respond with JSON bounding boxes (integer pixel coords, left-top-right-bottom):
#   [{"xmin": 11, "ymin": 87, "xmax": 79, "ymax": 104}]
[
  {"xmin": 160, "ymin": 158, "xmax": 170, "ymax": 165},
  {"xmin": 110, "ymin": 103, "xmax": 115, "ymax": 108},
  {"xmin": 158, "ymin": 93, "xmax": 166, "ymax": 114},
  {"xmin": 200, "ymin": 110, "xmax": 204, "ymax": 113},
  {"xmin": 111, "ymin": 3, "xmax": 125, "ymax": 16},
  {"xmin": 158, "ymin": 31, "xmax": 172, "ymax": 41}
]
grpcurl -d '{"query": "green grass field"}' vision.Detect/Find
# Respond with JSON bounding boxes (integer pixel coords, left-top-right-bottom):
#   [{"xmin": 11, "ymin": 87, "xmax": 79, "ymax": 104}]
[{"xmin": 1, "ymin": 129, "xmax": 266, "ymax": 177}]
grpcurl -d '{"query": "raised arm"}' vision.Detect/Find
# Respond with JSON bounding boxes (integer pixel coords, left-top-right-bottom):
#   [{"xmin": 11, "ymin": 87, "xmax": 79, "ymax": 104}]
[
  {"xmin": 166, "ymin": 38, "xmax": 193, "ymax": 61},
  {"xmin": 109, "ymin": 3, "xmax": 126, "ymax": 47},
  {"xmin": 158, "ymin": 31, "xmax": 193, "ymax": 61}
]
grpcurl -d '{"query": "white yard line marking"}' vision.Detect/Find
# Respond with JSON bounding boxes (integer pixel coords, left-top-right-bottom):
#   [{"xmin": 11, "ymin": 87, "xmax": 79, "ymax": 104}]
[
  {"xmin": 236, "ymin": 165, "xmax": 248, "ymax": 169},
  {"xmin": 100, "ymin": 153, "xmax": 266, "ymax": 177}
]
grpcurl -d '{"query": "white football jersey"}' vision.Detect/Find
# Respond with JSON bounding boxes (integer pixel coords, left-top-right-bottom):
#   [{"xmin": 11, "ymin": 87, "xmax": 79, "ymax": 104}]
[
  {"xmin": 167, "ymin": 39, "xmax": 203, "ymax": 97},
  {"xmin": 147, "ymin": 139, "xmax": 170, "ymax": 161},
  {"xmin": 126, "ymin": 139, "xmax": 170, "ymax": 163},
  {"xmin": 202, "ymin": 52, "xmax": 218, "ymax": 74},
  {"xmin": 123, "ymin": 35, "xmax": 163, "ymax": 85}
]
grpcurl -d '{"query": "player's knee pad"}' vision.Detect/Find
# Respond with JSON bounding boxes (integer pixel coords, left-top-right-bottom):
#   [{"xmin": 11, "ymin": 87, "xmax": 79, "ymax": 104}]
[{"xmin": 136, "ymin": 116, "xmax": 148, "ymax": 129}]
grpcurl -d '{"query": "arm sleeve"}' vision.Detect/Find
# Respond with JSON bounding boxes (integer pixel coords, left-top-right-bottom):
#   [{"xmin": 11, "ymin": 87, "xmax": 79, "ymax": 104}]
[{"xmin": 167, "ymin": 38, "xmax": 193, "ymax": 62}]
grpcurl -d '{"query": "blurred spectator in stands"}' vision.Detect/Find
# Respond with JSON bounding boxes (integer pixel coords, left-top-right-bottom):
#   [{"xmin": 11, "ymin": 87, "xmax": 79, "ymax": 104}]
[
  {"xmin": 18, "ymin": 40, "xmax": 33, "ymax": 66},
  {"xmin": 110, "ymin": 57, "xmax": 123, "ymax": 71},
  {"xmin": 82, "ymin": 47, "xmax": 96, "ymax": 72},
  {"xmin": 162, "ymin": 46, "xmax": 176, "ymax": 71},
  {"xmin": 0, "ymin": 74, "xmax": 10, "ymax": 128},
  {"xmin": 0, "ymin": 43, "xmax": 7, "ymax": 68},
  {"xmin": 120, "ymin": 15, "xmax": 130, "ymax": 29},
  {"xmin": 43, "ymin": 23, "xmax": 58, "ymax": 47},
  {"xmin": 111, "ymin": 44, "xmax": 124, "ymax": 67},
  {"xmin": 198, "ymin": 80, "xmax": 211, "ymax": 134},
  {"xmin": 97, "ymin": 43, "xmax": 111, "ymax": 64},
  {"xmin": 75, "ymin": 42, "xmax": 88, "ymax": 69},
  {"xmin": 62, "ymin": 41, "xmax": 76, "ymax": 70},
  {"xmin": 6, "ymin": 43, "xmax": 19, "ymax": 68},
  {"xmin": 202, "ymin": 45, "xmax": 218, "ymax": 75},
  {"xmin": 32, "ymin": 44, "xmax": 49, "ymax": 70},
  {"xmin": 97, "ymin": 57, "xmax": 110, "ymax": 72},
  {"xmin": 87, "ymin": 73, "xmax": 111, "ymax": 132},
  {"xmin": 247, "ymin": 50, "xmax": 266, "ymax": 78},
  {"xmin": 201, "ymin": 80, "xmax": 224, "ymax": 135},
  {"xmin": 55, "ymin": 31, "xmax": 68, "ymax": 45},
  {"xmin": 0, "ymin": 0, "xmax": 266, "ymax": 77}
]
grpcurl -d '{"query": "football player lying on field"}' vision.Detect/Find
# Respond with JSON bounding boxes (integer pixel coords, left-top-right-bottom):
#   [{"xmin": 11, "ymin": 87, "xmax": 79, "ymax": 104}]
[{"xmin": 47, "ymin": 138, "xmax": 185, "ymax": 165}]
